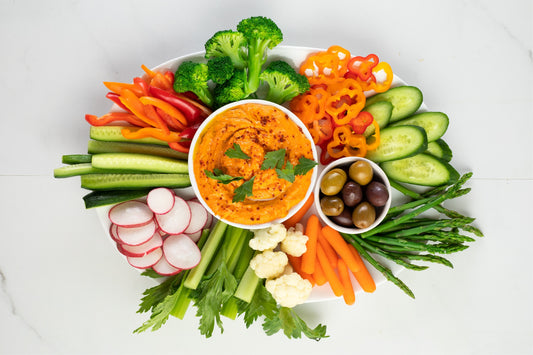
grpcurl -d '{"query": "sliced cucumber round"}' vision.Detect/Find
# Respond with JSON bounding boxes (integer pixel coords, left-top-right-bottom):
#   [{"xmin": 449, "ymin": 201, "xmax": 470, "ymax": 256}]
[
  {"xmin": 362, "ymin": 101, "xmax": 393, "ymax": 137},
  {"xmin": 391, "ymin": 111, "xmax": 449, "ymax": 142},
  {"xmin": 381, "ymin": 153, "xmax": 459, "ymax": 186},
  {"xmin": 426, "ymin": 139, "xmax": 453, "ymax": 162},
  {"xmin": 364, "ymin": 86, "xmax": 423, "ymax": 123},
  {"xmin": 366, "ymin": 125, "xmax": 428, "ymax": 163}
]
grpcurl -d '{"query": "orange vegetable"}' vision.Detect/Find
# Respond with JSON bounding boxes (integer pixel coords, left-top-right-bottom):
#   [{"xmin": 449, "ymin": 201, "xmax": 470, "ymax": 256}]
[
  {"xmin": 139, "ymin": 96, "xmax": 188, "ymax": 126},
  {"xmin": 337, "ymin": 259, "xmax": 356, "ymax": 305},
  {"xmin": 103, "ymin": 81, "xmax": 145, "ymax": 97},
  {"xmin": 287, "ymin": 255, "xmax": 315, "ymax": 286},
  {"xmin": 316, "ymin": 243, "xmax": 344, "ymax": 297},
  {"xmin": 301, "ymin": 215, "xmax": 320, "ymax": 274},
  {"xmin": 121, "ymin": 127, "xmax": 182, "ymax": 143},
  {"xmin": 312, "ymin": 261, "xmax": 327, "ymax": 286},
  {"xmin": 321, "ymin": 225, "xmax": 361, "ymax": 273},
  {"xmin": 371, "ymin": 61, "xmax": 393, "ymax": 93},
  {"xmin": 283, "ymin": 193, "xmax": 315, "ymax": 229},
  {"xmin": 347, "ymin": 244, "xmax": 376, "ymax": 293},
  {"xmin": 317, "ymin": 229, "xmax": 338, "ymax": 268},
  {"xmin": 118, "ymin": 89, "xmax": 158, "ymax": 127}
]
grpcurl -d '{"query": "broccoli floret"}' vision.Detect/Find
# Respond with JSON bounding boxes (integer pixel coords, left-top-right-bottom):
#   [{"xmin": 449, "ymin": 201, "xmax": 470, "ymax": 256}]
[
  {"xmin": 237, "ymin": 16, "xmax": 283, "ymax": 96},
  {"xmin": 173, "ymin": 61, "xmax": 213, "ymax": 107},
  {"xmin": 213, "ymin": 70, "xmax": 248, "ymax": 108},
  {"xmin": 260, "ymin": 60, "xmax": 310, "ymax": 104},
  {"xmin": 205, "ymin": 30, "xmax": 247, "ymax": 69},
  {"xmin": 207, "ymin": 56, "xmax": 234, "ymax": 85}
]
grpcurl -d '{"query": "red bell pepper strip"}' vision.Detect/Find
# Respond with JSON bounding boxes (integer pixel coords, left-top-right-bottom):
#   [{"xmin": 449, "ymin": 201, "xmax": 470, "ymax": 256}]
[
  {"xmin": 85, "ymin": 112, "xmax": 150, "ymax": 127},
  {"xmin": 105, "ymin": 92, "xmax": 132, "ymax": 113},
  {"xmin": 149, "ymin": 86, "xmax": 204, "ymax": 124},
  {"xmin": 133, "ymin": 77, "xmax": 150, "ymax": 96},
  {"xmin": 179, "ymin": 123, "xmax": 200, "ymax": 140}
]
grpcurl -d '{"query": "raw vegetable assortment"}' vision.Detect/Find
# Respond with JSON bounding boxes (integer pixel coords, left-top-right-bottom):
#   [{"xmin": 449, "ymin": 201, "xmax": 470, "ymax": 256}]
[{"xmin": 53, "ymin": 15, "xmax": 483, "ymax": 341}]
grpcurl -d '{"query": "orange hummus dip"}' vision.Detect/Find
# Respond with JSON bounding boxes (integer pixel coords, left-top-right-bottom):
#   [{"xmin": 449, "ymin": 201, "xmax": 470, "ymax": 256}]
[{"xmin": 193, "ymin": 102, "xmax": 315, "ymax": 225}]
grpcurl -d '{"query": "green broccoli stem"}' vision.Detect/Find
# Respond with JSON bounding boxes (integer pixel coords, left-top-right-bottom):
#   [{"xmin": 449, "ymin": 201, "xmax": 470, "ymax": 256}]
[
  {"xmin": 184, "ymin": 221, "xmax": 228, "ymax": 290},
  {"xmin": 244, "ymin": 42, "xmax": 269, "ymax": 95}
]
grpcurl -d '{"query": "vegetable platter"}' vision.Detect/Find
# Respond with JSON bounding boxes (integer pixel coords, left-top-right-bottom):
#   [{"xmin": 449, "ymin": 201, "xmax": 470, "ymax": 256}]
[{"xmin": 54, "ymin": 16, "xmax": 482, "ymax": 341}]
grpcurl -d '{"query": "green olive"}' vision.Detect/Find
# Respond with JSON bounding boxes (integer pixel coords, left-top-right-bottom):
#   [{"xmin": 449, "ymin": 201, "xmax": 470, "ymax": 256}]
[
  {"xmin": 320, "ymin": 196, "xmax": 345, "ymax": 216},
  {"xmin": 352, "ymin": 202, "xmax": 376, "ymax": 229},
  {"xmin": 348, "ymin": 160, "xmax": 373, "ymax": 186},
  {"xmin": 320, "ymin": 168, "xmax": 347, "ymax": 196}
]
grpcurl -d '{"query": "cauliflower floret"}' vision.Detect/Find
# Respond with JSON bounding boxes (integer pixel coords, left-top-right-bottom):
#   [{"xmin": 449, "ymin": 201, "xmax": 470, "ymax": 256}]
[
  {"xmin": 280, "ymin": 223, "xmax": 308, "ymax": 257},
  {"xmin": 249, "ymin": 250, "xmax": 288, "ymax": 279},
  {"xmin": 265, "ymin": 273, "xmax": 313, "ymax": 308},
  {"xmin": 249, "ymin": 223, "xmax": 287, "ymax": 251}
]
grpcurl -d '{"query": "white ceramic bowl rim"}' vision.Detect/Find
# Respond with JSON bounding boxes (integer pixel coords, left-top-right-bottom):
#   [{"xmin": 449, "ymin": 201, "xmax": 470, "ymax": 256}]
[
  {"xmin": 314, "ymin": 156, "xmax": 392, "ymax": 234},
  {"xmin": 188, "ymin": 99, "xmax": 318, "ymax": 230}
]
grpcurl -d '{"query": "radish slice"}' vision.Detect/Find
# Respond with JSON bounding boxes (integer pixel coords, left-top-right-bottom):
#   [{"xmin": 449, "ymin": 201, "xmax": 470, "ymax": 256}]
[
  {"xmin": 116, "ymin": 220, "xmax": 157, "ymax": 246},
  {"xmin": 205, "ymin": 212, "xmax": 214, "ymax": 229},
  {"xmin": 163, "ymin": 234, "xmax": 201, "ymax": 269},
  {"xmin": 188, "ymin": 229, "xmax": 203, "ymax": 243},
  {"xmin": 109, "ymin": 223, "xmax": 120, "ymax": 242},
  {"xmin": 147, "ymin": 188, "xmax": 176, "ymax": 214},
  {"xmin": 155, "ymin": 196, "xmax": 191, "ymax": 235},
  {"xmin": 184, "ymin": 200, "xmax": 208, "ymax": 234},
  {"xmin": 118, "ymin": 231, "xmax": 163, "ymax": 257},
  {"xmin": 126, "ymin": 247, "xmax": 163, "ymax": 269},
  {"xmin": 109, "ymin": 200, "xmax": 154, "ymax": 227},
  {"xmin": 152, "ymin": 255, "xmax": 182, "ymax": 276}
]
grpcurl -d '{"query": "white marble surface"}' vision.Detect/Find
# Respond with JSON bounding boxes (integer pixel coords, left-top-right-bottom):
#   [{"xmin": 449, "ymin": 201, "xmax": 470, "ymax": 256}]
[{"xmin": 1, "ymin": 0, "xmax": 532, "ymax": 354}]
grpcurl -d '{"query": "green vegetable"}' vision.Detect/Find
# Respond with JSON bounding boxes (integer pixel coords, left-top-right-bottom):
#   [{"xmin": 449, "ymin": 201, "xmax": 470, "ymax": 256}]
[
  {"xmin": 261, "ymin": 148, "xmax": 287, "ymax": 170},
  {"xmin": 381, "ymin": 153, "xmax": 459, "ymax": 186},
  {"xmin": 91, "ymin": 153, "xmax": 188, "ymax": 174},
  {"xmin": 82, "ymin": 189, "xmax": 151, "ymax": 209},
  {"xmin": 362, "ymin": 101, "xmax": 393, "ymax": 137},
  {"xmin": 87, "ymin": 139, "xmax": 187, "ymax": 160},
  {"xmin": 207, "ymin": 56, "xmax": 235, "ymax": 85},
  {"xmin": 342, "ymin": 173, "xmax": 483, "ymax": 299},
  {"xmin": 233, "ymin": 177, "xmax": 255, "ymax": 202},
  {"xmin": 53, "ymin": 163, "xmax": 111, "ymax": 178},
  {"xmin": 364, "ymin": 85, "xmax": 423, "ymax": 122},
  {"xmin": 260, "ymin": 60, "xmax": 310, "ymax": 104},
  {"xmin": 390, "ymin": 111, "xmax": 449, "ymax": 142},
  {"xmin": 365, "ymin": 125, "xmax": 428, "ymax": 163},
  {"xmin": 237, "ymin": 16, "xmax": 283, "ymax": 95},
  {"xmin": 224, "ymin": 143, "xmax": 250, "ymax": 160},
  {"xmin": 213, "ymin": 69, "xmax": 248, "ymax": 107},
  {"xmin": 173, "ymin": 61, "xmax": 214, "ymax": 107},
  {"xmin": 204, "ymin": 30, "xmax": 247, "ymax": 69},
  {"xmin": 425, "ymin": 139, "xmax": 453, "ymax": 162},
  {"xmin": 89, "ymin": 126, "xmax": 169, "ymax": 145},
  {"xmin": 204, "ymin": 169, "xmax": 244, "ymax": 184},
  {"xmin": 80, "ymin": 173, "xmax": 190, "ymax": 190},
  {"xmin": 262, "ymin": 305, "xmax": 329, "ymax": 341},
  {"xmin": 61, "ymin": 154, "xmax": 92, "ymax": 164}
]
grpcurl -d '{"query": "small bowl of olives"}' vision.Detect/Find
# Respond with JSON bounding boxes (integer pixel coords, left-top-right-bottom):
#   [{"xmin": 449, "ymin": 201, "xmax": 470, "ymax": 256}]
[{"xmin": 314, "ymin": 157, "xmax": 391, "ymax": 234}]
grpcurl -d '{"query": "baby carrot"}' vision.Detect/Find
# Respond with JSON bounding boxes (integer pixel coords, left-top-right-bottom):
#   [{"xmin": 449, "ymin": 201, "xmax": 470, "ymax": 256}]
[
  {"xmin": 321, "ymin": 225, "xmax": 361, "ymax": 273},
  {"xmin": 287, "ymin": 255, "xmax": 315, "ymax": 286},
  {"xmin": 302, "ymin": 214, "xmax": 320, "ymax": 274},
  {"xmin": 312, "ymin": 259, "xmax": 327, "ymax": 286},
  {"xmin": 347, "ymin": 244, "xmax": 376, "ymax": 293},
  {"xmin": 318, "ymin": 229, "xmax": 338, "ymax": 268},
  {"xmin": 316, "ymin": 243, "xmax": 344, "ymax": 297},
  {"xmin": 337, "ymin": 259, "xmax": 355, "ymax": 305},
  {"xmin": 283, "ymin": 193, "xmax": 314, "ymax": 229}
]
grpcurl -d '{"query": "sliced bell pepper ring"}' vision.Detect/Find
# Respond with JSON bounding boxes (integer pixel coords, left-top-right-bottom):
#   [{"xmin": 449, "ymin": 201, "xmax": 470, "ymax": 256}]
[
  {"xmin": 371, "ymin": 61, "xmax": 394, "ymax": 93},
  {"xmin": 85, "ymin": 112, "xmax": 150, "ymax": 127},
  {"xmin": 310, "ymin": 115, "xmax": 334, "ymax": 146},
  {"xmin": 121, "ymin": 127, "xmax": 181, "ymax": 143},
  {"xmin": 139, "ymin": 96, "xmax": 188, "ymax": 126},
  {"xmin": 300, "ymin": 51, "xmax": 342, "ymax": 84},
  {"xmin": 325, "ymin": 88, "xmax": 366, "ymax": 126},
  {"xmin": 168, "ymin": 141, "xmax": 190, "ymax": 153},
  {"xmin": 326, "ymin": 125, "xmax": 368, "ymax": 159},
  {"xmin": 105, "ymin": 92, "xmax": 132, "ymax": 113},
  {"xmin": 289, "ymin": 93, "xmax": 322, "ymax": 125},
  {"xmin": 326, "ymin": 45, "xmax": 351, "ymax": 77},
  {"xmin": 347, "ymin": 54, "xmax": 379, "ymax": 81},
  {"xmin": 148, "ymin": 86, "xmax": 205, "ymax": 125},
  {"xmin": 350, "ymin": 111, "xmax": 374, "ymax": 135}
]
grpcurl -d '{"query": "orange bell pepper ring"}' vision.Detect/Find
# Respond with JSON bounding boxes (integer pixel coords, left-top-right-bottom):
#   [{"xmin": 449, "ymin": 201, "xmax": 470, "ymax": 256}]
[{"xmin": 371, "ymin": 61, "xmax": 394, "ymax": 93}]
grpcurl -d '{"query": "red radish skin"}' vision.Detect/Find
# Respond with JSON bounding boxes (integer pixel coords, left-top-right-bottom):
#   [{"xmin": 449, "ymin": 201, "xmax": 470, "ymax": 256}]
[
  {"xmin": 118, "ymin": 232, "xmax": 163, "ymax": 257},
  {"xmin": 147, "ymin": 188, "xmax": 176, "ymax": 214},
  {"xmin": 162, "ymin": 234, "xmax": 201, "ymax": 270},
  {"xmin": 127, "ymin": 247, "xmax": 163, "ymax": 269},
  {"xmin": 109, "ymin": 223, "xmax": 120, "ymax": 242},
  {"xmin": 152, "ymin": 255, "xmax": 182, "ymax": 276},
  {"xmin": 184, "ymin": 200, "xmax": 208, "ymax": 234},
  {"xmin": 109, "ymin": 200, "xmax": 154, "ymax": 227},
  {"xmin": 155, "ymin": 196, "xmax": 191, "ymax": 235},
  {"xmin": 116, "ymin": 220, "xmax": 157, "ymax": 246},
  {"xmin": 205, "ymin": 212, "xmax": 214, "ymax": 229},
  {"xmin": 188, "ymin": 229, "xmax": 203, "ymax": 243}
]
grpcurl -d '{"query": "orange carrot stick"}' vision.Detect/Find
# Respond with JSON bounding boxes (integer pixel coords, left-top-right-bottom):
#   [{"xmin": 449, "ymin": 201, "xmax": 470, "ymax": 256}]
[
  {"xmin": 301, "ymin": 214, "xmax": 320, "ymax": 274},
  {"xmin": 287, "ymin": 255, "xmax": 315, "ymax": 286},
  {"xmin": 347, "ymin": 244, "xmax": 376, "ymax": 293},
  {"xmin": 283, "ymin": 193, "xmax": 314, "ymax": 229},
  {"xmin": 312, "ymin": 260, "xmax": 327, "ymax": 286},
  {"xmin": 321, "ymin": 225, "xmax": 361, "ymax": 273},
  {"xmin": 337, "ymin": 259, "xmax": 355, "ymax": 305},
  {"xmin": 316, "ymin": 243, "xmax": 344, "ymax": 297},
  {"xmin": 317, "ymin": 229, "xmax": 338, "ymax": 268}
]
